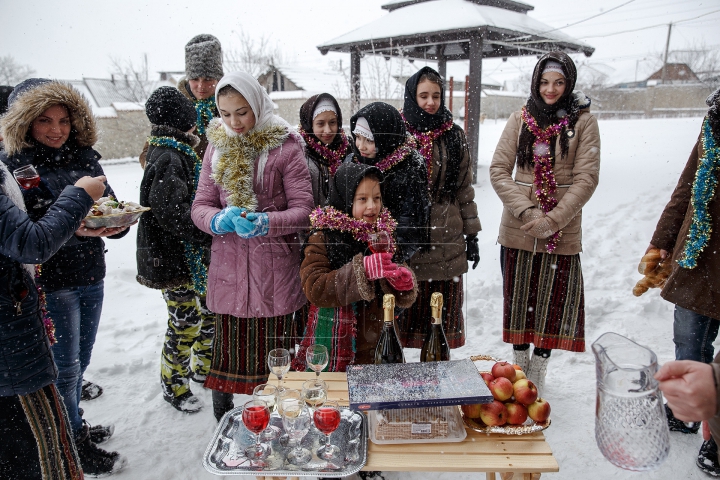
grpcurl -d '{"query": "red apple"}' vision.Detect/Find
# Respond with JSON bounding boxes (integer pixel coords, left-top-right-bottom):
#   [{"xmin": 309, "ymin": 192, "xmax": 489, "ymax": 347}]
[
  {"xmin": 514, "ymin": 369, "xmax": 527, "ymax": 381},
  {"xmin": 461, "ymin": 403, "xmax": 483, "ymax": 419},
  {"xmin": 505, "ymin": 402, "xmax": 528, "ymax": 425},
  {"xmin": 491, "ymin": 361, "xmax": 517, "ymax": 382},
  {"xmin": 513, "ymin": 379, "xmax": 538, "ymax": 406},
  {"xmin": 489, "ymin": 376, "xmax": 514, "ymax": 402},
  {"xmin": 479, "ymin": 400, "xmax": 508, "ymax": 426},
  {"xmin": 480, "ymin": 372, "xmax": 494, "ymax": 386},
  {"xmin": 527, "ymin": 398, "xmax": 551, "ymax": 423}
]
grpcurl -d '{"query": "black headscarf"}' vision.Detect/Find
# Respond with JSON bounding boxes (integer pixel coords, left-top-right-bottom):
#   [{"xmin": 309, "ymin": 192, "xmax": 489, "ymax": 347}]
[
  {"xmin": 706, "ymin": 86, "xmax": 720, "ymax": 146},
  {"xmin": 349, "ymin": 102, "xmax": 406, "ymax": 163},
  {"xmin": 299, "ymin": 93, "xmax": 344, "ymax": 146},
  {"xmin": 403, "ymin": 66, "xmax": 464, "ymax": 202},
  {"xmin": 403, "ymin": 67, "xmax": 453, "ymax": 132},
  {"xmin": 307, "ymin": 162, "xmax": 385, "ymax": 270},
  {"xmin": 517, "ymin": 51, "xmax": 581, "ymax": 170}
]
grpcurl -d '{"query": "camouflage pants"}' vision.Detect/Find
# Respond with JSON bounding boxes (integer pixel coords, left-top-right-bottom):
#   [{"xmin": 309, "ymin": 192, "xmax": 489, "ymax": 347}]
[{"xmin": 160, "ymin": 287, "xmax": 215, "ymax": 398}]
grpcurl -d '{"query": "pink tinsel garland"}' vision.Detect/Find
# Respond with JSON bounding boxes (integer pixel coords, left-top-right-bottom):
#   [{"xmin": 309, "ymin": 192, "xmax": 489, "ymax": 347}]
[
  {"xmin": 520, "ymin": 107, "xmax": 570, "ymax": 253},
  {"xmin": 402, "ymin": 113, "xmax": 454, "ymax": 184},
  {"xmin": 355, "ymin": 135, "xmax": 416, "ymax": 173},
  {"xmin": 35, "ymin": 265, "xmax": 56, "ymax": 345},
  {"xmin": 310, "ymin": 206, "xmax": 397, "ymax": 253},
  {"xmin": 298, "ymin": 127, "xmax": 349, "ymax": 175}
]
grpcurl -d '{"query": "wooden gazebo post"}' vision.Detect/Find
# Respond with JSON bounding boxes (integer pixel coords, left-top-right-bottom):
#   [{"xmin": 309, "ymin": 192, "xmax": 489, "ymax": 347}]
[
  {"xmin": 351, "ymin": 48, "xmax": 361, "ymax": 114},
  {"xmin": 466, "ymin": 34, "xmax": 484, "ymax": 183}
]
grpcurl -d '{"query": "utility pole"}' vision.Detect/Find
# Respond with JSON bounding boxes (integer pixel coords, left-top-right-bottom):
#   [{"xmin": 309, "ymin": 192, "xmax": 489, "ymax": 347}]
[{"xmin": 661, "ymin": 23, "xmax": 672, "ymax": 84}]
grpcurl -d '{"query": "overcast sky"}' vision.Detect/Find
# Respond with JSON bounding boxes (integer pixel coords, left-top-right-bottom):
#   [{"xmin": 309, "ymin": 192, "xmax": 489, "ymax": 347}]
[{"xmin": 1, "ymin": 0, "xmax": 718, "ymax": 85}]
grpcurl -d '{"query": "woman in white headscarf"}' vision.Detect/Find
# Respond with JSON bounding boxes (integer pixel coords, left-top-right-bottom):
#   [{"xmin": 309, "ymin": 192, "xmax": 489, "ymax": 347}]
[{"xmin": 191, "ymin": 71, "xmax": 314, "ymax": 421}]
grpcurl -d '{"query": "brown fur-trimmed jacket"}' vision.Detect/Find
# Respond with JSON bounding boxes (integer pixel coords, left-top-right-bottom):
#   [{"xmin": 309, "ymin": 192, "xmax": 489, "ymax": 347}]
[
  {"xmin": 301, "ymin": 231, "xmax": 418, "ymax": 364},
  {"xmin": 489, "ymin": 109, "xmax": 600, "ymax": 255}
]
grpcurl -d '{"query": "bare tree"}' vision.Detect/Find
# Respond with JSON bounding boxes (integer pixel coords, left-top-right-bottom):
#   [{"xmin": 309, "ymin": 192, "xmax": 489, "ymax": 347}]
[
  {"xmin": 224, "ymin": 28, "xmax": 284, "ymax": 78},
  {"xmin": 0, "ymin": 55, "xmax": 36, "ymax": 85},
  {"xmin": 108, "ymin": 54, "xmax": 155, "ymax": 103},
  {"xmin": 667, "ymin": 39, "xmax": 720, "ymax": 82}
]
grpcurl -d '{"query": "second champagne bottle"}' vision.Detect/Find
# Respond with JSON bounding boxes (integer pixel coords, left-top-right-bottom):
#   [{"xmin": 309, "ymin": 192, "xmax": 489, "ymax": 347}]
[
  {"xmin": 420, "ymin": 292, "xmax": 451, "ymax": 362},
  {"xmin": 374, "ymin": 294, "xmax": 405, "ymax": 364}
]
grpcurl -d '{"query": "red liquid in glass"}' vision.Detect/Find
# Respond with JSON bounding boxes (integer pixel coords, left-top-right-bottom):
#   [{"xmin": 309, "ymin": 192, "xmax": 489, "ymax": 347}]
[
  {"xmin": 18, "ymin": 176, "xmax": 41, "ymax": 190},
  {"xmin": 313, "ymin": 408, "xmax": 341, "ymax": 435},
  {"xmin": 242, "ymin": 406, "xmax": 270, "ymax": 434},
  {"xmin": 369, "ymin": 231, "xmax": 392, "ymax": 254}
]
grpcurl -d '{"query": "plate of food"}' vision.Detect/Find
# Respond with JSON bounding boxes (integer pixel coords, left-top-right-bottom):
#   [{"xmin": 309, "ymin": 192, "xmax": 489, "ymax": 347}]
[
  {"xmin": 459, "ymin": 354, "xmax": 551, "ymax": 435},
  {"xmin": 84, "ymin": 197, "xmax": 150, "ymax": 229}
]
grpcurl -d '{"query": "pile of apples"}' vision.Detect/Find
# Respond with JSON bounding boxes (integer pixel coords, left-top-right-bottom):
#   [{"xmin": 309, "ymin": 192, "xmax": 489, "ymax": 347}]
[{"xmin": 461, "ymin": 361, "xmax": 551, "ymax": 427}]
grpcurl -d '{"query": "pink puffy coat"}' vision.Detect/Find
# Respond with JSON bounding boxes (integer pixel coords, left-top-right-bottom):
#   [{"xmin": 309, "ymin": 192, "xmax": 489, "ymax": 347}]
[{"xmin": 191, "ymin": 133, "xmax": 314, "ymax": 318}]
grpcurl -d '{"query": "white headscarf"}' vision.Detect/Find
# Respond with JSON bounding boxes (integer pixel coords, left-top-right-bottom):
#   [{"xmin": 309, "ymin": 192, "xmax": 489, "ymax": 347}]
[
  {"xmin": 213, "ymin": 70, "xmax": 290, "ymax": 187},
  {"xmin": 313, "ymin": 98, "xmax": 337, "ymax": 120},
  {"xmin": 353, "ymin": 117, "xmax": 374, "ymax": 141}
]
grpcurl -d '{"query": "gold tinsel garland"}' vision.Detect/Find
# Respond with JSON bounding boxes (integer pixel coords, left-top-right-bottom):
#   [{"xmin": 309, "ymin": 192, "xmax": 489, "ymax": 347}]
[{"xmin": 206, "ymin": 118, "xmax": 289, "ymax": 209}]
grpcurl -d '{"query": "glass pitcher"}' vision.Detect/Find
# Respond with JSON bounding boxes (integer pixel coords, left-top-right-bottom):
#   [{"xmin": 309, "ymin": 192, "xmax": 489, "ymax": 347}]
[{"xmin": 592, "ymin": 332, "xmax": 670, "ymax": 471}]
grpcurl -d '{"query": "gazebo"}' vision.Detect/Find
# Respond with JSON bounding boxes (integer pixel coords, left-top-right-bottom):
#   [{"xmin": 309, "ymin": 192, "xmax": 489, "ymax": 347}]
[{"xmin": 318, "ymin": 0, "xmax": 594, "ymax": 179}]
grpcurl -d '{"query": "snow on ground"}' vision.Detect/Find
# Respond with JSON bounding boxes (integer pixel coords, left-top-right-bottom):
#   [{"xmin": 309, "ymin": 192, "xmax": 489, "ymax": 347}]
[{"xmin": 85, "ymin": 115, "xmax": 715, "ymax": 479}]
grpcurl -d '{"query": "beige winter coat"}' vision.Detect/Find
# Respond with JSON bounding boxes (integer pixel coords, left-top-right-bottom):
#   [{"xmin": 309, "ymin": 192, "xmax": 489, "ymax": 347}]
[
  {"xmin": 489, "ymin": 109, "xmax": 600, "ymax": 255},
  {"xmin": 408, "ymin": 125, "xmax": 481, "ymax": 281}
]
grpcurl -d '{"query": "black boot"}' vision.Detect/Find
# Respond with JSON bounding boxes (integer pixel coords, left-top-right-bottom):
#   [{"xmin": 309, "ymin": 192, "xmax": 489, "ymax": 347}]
[
  {"xmin": 212, "ymin": 390, "xmax": 234, "ymax": 422},
  {"xmin": 81, "ymin": 380, "xmax": 104, "ymax": 401},
  {"xmin": 88, "ymin": 423, "xmax": 115, "ymax": 444},
  {"xmin": 665, "ymin": 404, "xmax": 700, "ymax": 434},
  {"xmin": 697, "ymin": 437, "xmax": 720, "ymax": 477},
  {"xmin": 75, "ymin": 424, "xmax": 126, "ymax": 477}
]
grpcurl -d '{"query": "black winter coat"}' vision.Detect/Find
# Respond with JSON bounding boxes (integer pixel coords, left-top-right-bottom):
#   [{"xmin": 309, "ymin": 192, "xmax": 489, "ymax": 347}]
[
  {"xmin": 136, "ymin": 126, "xmax": 211, "ymax": 290},
  {"xmin": 1, "ymin": 143, "xmax": 127, "ymax": 291},
  {"xmin": 0, "ymin": 164, "xmax": 94, "ymax": 396}
]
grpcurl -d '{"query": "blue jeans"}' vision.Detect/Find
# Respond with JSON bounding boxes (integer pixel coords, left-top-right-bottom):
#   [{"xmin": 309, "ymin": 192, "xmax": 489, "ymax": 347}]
[
  {"xmin": 673, "ymin": 305, "xmax": 720, "ymax": 363},
  {"xmin": 46, "ymin": 281, "xmax": 105, "ymax": 437}
]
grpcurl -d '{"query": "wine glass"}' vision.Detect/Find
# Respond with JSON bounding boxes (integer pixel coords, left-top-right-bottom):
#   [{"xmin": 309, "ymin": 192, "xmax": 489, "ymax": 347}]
[
  {"xmin": 369, "ymin": 231, "xmax": 392, "ymax": 254},
  {"xmin": 306, "ymin": 344, "xmax": 329, "ymax": 384},
  {"xmin": 13, "ymin": 165, "xmax": 41, "ymax": 190},
  {"xmin": 313, "ymin": 400, "xmax": 342, "ymax": 462},
  {"xmin": 267, "ymin": 348, "xmax": 291, "ymax": 390},
  {"xmin": 281, "ymin": 402, "xmax": 312, "ymax": 465},
  {"xmin": 276, "ymin": 389, "xmax": 302, "ymax": 447},
  {"xmin": 241, "ymin": 399, "xmax": 271, "ymax": 462},
  {"xmin": 252, "ymin": 383, "xmax": 280, "ymax": 441},
  {"xmin": 301, "ymin": 379, "xmax": 327, "ymax": 413}
]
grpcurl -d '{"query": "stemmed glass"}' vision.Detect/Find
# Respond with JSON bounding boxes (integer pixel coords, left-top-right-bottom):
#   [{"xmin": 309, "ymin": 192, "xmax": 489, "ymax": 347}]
[
  {"xmin": 313, "ymin": 400, "xmax": 342, "ymax": 462},
  {"xmin": 306, "ymin": 344, "xmax": 329, "ymax": 384},
  {"xmin": 241, "ymin": 399, "xmax": 271, "ymax": 462},
  {"xmin": 268, "ymin": 348, "xmax": 291, "ymax": 391},
  {"xmin": 369, "ymin": 231, "xmax": 393, "ymax": 254},
  {"xmin": 301, "ymin": 379, "xmax": 327, "ymax": 413},
  {"xmin": 280, "ymin": 400, "xmax": 312, "ymax": 465},
  {"xmin": 276, "ymin": 389, "xmax": 302, "ymax": 448},
  {"xmin": 13, "ymin": 165, "xmax": 41, "ymax": 190},
  {"xmin": 252, "ymin": 383, "xmax": 280, "ymax": 441}
]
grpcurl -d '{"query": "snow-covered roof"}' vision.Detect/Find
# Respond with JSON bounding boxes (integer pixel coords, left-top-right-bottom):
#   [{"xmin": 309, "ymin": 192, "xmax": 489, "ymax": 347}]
[
  {"xmin": 319, "ymin": 0, "xmax": 593, "ymax": 58},
  {"xmin": 381, "ymin": 0, "xmax": 533, "ymax": 13}
]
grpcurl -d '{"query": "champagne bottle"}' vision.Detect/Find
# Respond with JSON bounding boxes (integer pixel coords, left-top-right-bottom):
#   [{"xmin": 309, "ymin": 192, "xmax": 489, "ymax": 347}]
[
  {"xmin": 420, "ymin": 292, "xmax": 451, "ymax": 362},
  {"xmin": 374, "ymin": 294, "xmax": 405, "ymax": 365}
]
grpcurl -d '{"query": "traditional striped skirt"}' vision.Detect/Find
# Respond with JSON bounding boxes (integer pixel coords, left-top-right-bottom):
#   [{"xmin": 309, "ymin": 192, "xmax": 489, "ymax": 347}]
[
  {"xmin": 501, "ymin": 246, "xmax": 585, "ymax": 352},
  {"xmin": 204, "ymin": 312, "xmax": 295, "ymax": 394},
  {"xmin": 397, "ymin": 277, "xmax": 466, "ymax": 349},
  {"xmin": 0, "ymin": 384, "xmax": 82, "ymax": 480}
]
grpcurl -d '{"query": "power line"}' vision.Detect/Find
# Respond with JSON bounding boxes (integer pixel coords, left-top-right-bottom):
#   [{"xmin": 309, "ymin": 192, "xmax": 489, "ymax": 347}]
[{"xmin": 579, "ymin": 8, "xmax": 720, "ymax": 39}]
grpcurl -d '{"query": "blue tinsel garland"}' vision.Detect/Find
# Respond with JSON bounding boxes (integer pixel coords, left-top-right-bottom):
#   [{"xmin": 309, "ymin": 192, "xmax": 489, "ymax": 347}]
[
  {"xmin": 147, "ymin": 136, "xmax": 208, "ymax": 294},
  {"xmin": 678, "ymin": 118, "xmax": 720, "ymax": 269},
  {"xmin": 194, "ymin": 96, "xmax": 217, "ymax": 136}
]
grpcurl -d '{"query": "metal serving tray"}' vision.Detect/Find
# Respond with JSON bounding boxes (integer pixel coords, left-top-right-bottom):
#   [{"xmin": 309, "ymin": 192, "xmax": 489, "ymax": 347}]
[{"xmin": 203, "ymin": 406, "xmax": 368, "ymax": 477}]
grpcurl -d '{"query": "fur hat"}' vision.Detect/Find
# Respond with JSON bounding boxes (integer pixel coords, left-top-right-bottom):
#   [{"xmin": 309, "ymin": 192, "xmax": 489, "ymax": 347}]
[
  {"xmin": 185, "ymin": 34, "xmax": 223, "ymax": 80},
  {"xmin": 0, "ymin": 79, "xmax": 97, "ymax": 156},
  {"xmin": 145, "ymin": 86, "xmax": 196, "ymax": 132}
]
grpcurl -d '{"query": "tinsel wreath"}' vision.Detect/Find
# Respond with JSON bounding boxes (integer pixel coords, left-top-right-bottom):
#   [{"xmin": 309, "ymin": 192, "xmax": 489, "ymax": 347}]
[
  {"xmin": 679, "ymin": 117, "xmax": 720, "ymax": 269},
  {"xmin": 147, "ymin": 135, "xmax": 209, "ymax": 294},
  {"xmin": 310, "ymin": 206, "xmax": 397, "ymax": 251},
  {"xmin": 355, "ymin": 134, "xmax": 417, "ymax": 173},
  {"xmin": 207, "ymin": 118, "xmax": 289, "ymax": 210},
  {"xmin": 35, "ymin": 265, "xmax": 56, "ymax": 345},
  {"xmin": 194, "ymin": 96, "xmax": 216, "ymax": 135},
  {"xmin": 401, "ymin": 112, "xmax": 454, "ymax": 183},
  {"xmin": 297, "ymin": 126, "xmax": 349, "ymax": 175},
  {"xmin": 521, "ymin": 106, "xmax": 570, "ymax": 253}
]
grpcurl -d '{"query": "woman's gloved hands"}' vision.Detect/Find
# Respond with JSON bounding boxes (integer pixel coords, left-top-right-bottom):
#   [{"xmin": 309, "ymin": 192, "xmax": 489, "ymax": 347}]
[
  {"xmin": 520, "ymin": 216, "xmax": 559, "ymax": 239},
  {"xmin": 520, "ymin": 207, "xmax": 545, "ymax": 224},
  {"xmin": 211, "ymin": 206, "xmax": 246, "ymax": 234},
  {"xmin": 234, "ymin": 212, "xmax": 270, "ymax": 239},
  {"xmin": 466, "ymin": 234, "xmax": 479, "ymax": 269}
]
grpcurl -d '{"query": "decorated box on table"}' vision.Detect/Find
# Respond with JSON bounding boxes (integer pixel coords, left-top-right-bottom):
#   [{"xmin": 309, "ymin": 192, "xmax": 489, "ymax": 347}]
[{"xmin": 346, "ymin": 359, "xmax": 492, "ymax": 410}]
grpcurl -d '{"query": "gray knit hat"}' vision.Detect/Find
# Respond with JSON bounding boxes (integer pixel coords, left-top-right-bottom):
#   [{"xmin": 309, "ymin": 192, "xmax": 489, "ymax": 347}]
[{"xmin": 185, "ymin": 34, "xmax": 223, "ymax": 80}]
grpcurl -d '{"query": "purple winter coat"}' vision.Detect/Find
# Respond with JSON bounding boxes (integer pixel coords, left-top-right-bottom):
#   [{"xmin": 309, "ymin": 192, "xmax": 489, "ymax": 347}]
[{"xmin": 191, "ymin": 133, "xmax": 313, "ymax": 318}]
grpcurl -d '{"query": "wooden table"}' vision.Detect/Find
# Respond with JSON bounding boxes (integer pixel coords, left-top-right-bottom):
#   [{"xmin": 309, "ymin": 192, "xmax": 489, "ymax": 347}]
[{"xmin": 256, "ymin": 371, "xmax": 559, "ymax": 480}]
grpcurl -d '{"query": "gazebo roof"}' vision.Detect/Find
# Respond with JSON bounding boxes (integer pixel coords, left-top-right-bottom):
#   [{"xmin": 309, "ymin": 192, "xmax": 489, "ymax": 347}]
[{"xmin": 318, "ymin": 0, "xmax": 594, "ymax": 60}]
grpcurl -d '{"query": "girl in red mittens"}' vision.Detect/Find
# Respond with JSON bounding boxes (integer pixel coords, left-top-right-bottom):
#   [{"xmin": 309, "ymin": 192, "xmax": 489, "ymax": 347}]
[{"xmin": 294, "ymin": 162, "xmax": 418, "ymax": 370}]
